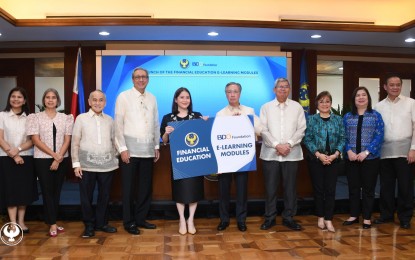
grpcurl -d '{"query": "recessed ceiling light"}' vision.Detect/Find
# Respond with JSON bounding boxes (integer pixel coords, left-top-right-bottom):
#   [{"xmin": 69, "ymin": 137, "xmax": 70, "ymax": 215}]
[
  {"xmin": 405, "ymin": 37, "xmax": 415, "ymax": 43},
  {"xmin": 208, "ymin": 31, "xmax": 219, "ymax": 37},
  {"xmin": 311, "ymin": 34, "xmax": 321, "ymax": 39},
  {"xmin": 0, "ymin": 33, "xmax": 2, "ymax": 36},
  {"xmin": 99, "ymin": 31, "xmax": 110, "ymax": 36},
  {"xmin": 339, "ymin": 67, "xmax": 344, "ymax": 70}
]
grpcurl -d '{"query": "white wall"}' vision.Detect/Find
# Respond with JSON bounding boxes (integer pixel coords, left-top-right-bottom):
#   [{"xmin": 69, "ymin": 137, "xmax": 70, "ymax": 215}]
[
  {"xmin": 317, "ymin": 75, "xmax": 343, "ymax": 111},
  {"xmin": 34, "ymin": 77, "xmax": 65, "ymax": 112},
  {"xmin": 402, "ymin": 79, "xmax": 412, "ymax": 99},
  {"xmin": 359, "ymin": 78, "xmax": 380, "ymax": 105}
]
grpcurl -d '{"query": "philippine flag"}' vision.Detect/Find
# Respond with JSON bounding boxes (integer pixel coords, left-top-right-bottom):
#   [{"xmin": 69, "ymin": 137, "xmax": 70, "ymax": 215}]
[{"xmin": 70, "ymin": 47, "xmax": 85, "ymax": 119}]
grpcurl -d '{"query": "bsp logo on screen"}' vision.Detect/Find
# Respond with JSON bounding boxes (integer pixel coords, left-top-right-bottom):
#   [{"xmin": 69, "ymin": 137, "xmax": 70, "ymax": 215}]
[{"xmin": 179, "ymin": 59, "xmax": 190, "ymax": 69}]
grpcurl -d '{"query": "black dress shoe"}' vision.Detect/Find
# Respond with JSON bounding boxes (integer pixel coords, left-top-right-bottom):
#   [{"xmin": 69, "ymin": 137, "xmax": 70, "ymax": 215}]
[
  {"xmin": 260, "ymin": 219, "xmax": 276, "ymax": 230},
  {"xmin": 400, "ymin": 222, "xmax": 411, "ymax": 229},
  {"xmin": 125, "ymin": 224, "xmax": 140, "ymax": 235},
  {"xmin": 22, "ymin": 228, "xmax": 30, "ymax": 234},
  {"xmin": 373, "ymin": 218, "xmax": 393, "ymax": 224},
  {"xmin": 282, "ymin": 219, "xmax": 302, "ymax": 231},
  {"xmin": 95, "ymin": 225, "xmax": 117, "ymax": 233},
  {"xmin": 342, "ymin": 218, "xmax": 359, "ymax": 226},
  {"xmin": 362, "ymin": 223, "xmax": 372, "ymax": 229},
  {"xmin": 237, "ymin": 222, "xmax": 247, "ymax": 232},
  {"xmin": 137, "ymin": 221, "xmax": 156, "ymax": 229},
  {"xmin": 217, "ymin": 221, "xmax": 229, "ymax": 231},
  {"xmin": 82, "ymin": 227, "xmax": 95, "ymax": 238}
]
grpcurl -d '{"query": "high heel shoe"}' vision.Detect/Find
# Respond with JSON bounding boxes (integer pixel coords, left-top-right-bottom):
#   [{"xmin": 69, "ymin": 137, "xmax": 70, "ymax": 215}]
[
  {"xmin": 342, "ymin": 218, "xmax": 359, "ymax": 226},
  {"xmin": 49, "ymin": 230, "xmax": 58, "ymax": 237},
  {"xmin": 362, "ymin": 223, "xmax": 372, "ymax": 229},
  {"xmin": 57, "ymin": 226, "xmax": 65, "ymax": 233},
  {"xmin": 362, "ymin": 220, "xmax": 372, "ymax": 229},
  {"xmin": 179, "ymin": 221, "xmax": 187, "ymax": 235},
  {"xmin": 317, "ymin": 218, "xmax": 325, "ymax": 230},
  {"xmin": 324, "ymin": 220, "xmax": 335, "ymax": 233},
  {"xmin": 187, "ymin": 220, "xmax": 196, "ymax": 235},
  {"xmin": 18, "ymin": 223, "xmax": 29, "ymax": 233}
]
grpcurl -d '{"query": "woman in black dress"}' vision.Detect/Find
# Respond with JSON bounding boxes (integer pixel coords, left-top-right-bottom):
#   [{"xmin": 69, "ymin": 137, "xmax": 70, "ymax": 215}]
[
  {"xmin": 0, "ymin": 87, "xmax": 38, "ymax": 233},
  {"xmin": 161, "ymin": 87, "xmax": 205, "ymax": 235}
]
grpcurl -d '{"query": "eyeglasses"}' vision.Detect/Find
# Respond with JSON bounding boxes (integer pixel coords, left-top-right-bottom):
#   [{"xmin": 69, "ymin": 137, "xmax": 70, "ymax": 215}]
[
  {"xmin": 275, "ymin": 85, "xmax": 290, "ymax": 89},
  {"xmin": 133, "ymin": 76, "xmax": 149, "ymax": 80},
  {"xmin": 226, "ymin": 90, "xmax": 240, "ymax": 94}
]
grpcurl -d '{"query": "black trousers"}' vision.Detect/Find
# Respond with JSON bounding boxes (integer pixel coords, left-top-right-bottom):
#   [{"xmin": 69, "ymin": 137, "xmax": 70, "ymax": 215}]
[
  {"xmin": 121, "ymin": 157, "xmax": 154, "ymax": 227},
  {"xmin": 379, "ymin": 158, "xmax": 414, "ymax": 223},
  {"xmin": 262, "ymin": 160, "xmax": 298, "ymax": 221},
  {"xmin": 79, "ymin": 170, "xmax": 114, "ymax": 228},
  {"xmin": 307, "ymin": 159, "xmax": 339, "ymax": 220},
  {"xmin": 218, "ymin": 171, "xmax": 248, "ymax": 223},
  {"xmin": 35, "ymin": 158, "xmax": 68, "ymax": 225},
  {"xmin": 346, "ymin": 158, "xmax": 379, "ymax": 220}
]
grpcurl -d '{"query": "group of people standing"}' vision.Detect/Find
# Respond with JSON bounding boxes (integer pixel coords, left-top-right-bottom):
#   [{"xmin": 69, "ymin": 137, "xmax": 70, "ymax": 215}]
[
  {"xmin": 0, "ymin": 87, "xmax": 73, "ymax": 237},
  {"xmin": 304, "ymin": 75, "xmax": 414, "ymax": 232},
  {"xmin": 0, "ymin": 69, "xmax": 413, "ymax": 239}
]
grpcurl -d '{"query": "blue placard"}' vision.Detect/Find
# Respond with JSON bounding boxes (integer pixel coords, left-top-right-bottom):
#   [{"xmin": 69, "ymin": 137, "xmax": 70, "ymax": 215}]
[{"xmin": 169, "ymin": 115, "xmax": 256, "ymax": 180}]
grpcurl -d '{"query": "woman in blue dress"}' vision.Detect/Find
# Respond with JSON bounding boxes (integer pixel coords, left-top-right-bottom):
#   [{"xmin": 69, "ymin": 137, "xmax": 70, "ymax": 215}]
[{"xmin": 343, "ymin": 86, "xmax": 384, "ymax": 229}]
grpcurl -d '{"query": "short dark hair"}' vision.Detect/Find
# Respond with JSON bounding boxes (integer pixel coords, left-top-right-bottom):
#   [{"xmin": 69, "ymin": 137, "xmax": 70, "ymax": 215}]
[
  {"xmin": 315, "ymin": 91, "xmax": 332, "ymax": 108},
  {"xmin": 4, "ymin": 87, "xmax": 30, "ymax": 115},
  {"xmin": 42, "ymin": 88, "xmax": 61, "ymax": 108},
  {"xmin": 351, "ymin": 86, "xmax": 373, "ymax": 115},
  {"xmin": 384, "ymin": 73, "xmax": 402, "ymax": 85},
  {"xmin": 171, "ymin": 87, "xmax": 193, "ymax": 114}
]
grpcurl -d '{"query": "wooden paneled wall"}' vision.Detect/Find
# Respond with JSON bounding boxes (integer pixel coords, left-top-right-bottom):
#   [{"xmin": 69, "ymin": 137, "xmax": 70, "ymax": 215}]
[{"xmin": 0, "ymin": 58, "xmax": 35, "ymax": 111}]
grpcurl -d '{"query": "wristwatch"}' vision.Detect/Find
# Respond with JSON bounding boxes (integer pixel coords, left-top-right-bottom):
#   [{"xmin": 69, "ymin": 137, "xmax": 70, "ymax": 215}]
[
  {"xmin": 17, "ymin": 146, "xmax": 22, "ymax": 152},
  {"xmin": 364, "ymin": 150, "xmax": 369, "ymax": 156}
]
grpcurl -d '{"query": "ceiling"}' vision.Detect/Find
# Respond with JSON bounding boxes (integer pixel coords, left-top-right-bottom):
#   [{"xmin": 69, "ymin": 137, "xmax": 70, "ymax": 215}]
[
  {"xmin": 1, "ymin": 14, "xmax": 415, "ymax": 52},
  {"xmin": 1, "ymin": 1, "xmax": 415, "ymax": 53},
  {"xmin": 317, "ymin": 61, "xmax": 343, "ymax": 75}
]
